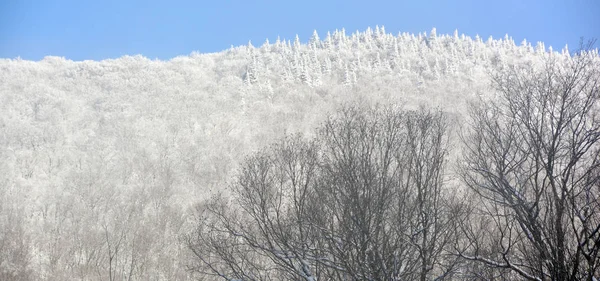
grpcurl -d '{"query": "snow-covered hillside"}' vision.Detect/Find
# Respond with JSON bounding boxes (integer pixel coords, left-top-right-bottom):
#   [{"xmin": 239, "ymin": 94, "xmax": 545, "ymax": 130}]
[{"xmin": 0, "ymin": 27, "xmax": 595, "ymax": 280}]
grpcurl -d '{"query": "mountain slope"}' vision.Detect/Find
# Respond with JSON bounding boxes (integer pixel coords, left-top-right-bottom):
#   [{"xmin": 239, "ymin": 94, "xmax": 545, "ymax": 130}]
[{"xmin": 0, "ymin": 27, "xmax": 595, "ymax": 280}]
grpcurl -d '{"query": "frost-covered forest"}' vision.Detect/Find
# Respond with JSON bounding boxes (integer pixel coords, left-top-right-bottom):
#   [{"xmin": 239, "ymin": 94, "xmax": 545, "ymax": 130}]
[{"xmin": 1, "ymin": 27, "xmax": 599, "ymax": 280}]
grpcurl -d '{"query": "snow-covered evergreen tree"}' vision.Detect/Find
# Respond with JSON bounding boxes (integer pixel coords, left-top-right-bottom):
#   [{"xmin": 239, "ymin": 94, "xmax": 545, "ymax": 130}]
[{"xmin": 309, "ymin": 30, "xmax": 320, "ymax": 50}]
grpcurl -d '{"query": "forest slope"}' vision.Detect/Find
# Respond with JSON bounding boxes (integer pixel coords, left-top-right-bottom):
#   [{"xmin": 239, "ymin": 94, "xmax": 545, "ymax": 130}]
[{"xmin": 0, "ymin": 27, "xmax": 594, "ymax": 280}]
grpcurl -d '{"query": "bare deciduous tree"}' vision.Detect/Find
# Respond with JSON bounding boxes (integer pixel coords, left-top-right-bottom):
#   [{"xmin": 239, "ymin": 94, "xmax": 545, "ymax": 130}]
[
  {"xmin": 186, "ymin": 105, "xmax": 461, "ymax": 280},
  {"xmin": 459, "ymin": 44, "xmax": 600, "ymax": 281},
  {"xmin": 187, "ymin": 135, "xmax": 322, "ymax": 281}
]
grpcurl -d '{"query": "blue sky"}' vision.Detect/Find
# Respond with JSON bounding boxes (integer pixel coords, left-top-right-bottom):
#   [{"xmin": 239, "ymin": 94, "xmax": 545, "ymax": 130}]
[{"xmin": 1, "ymin": 0, "xmax": 598, "ymax": 61}]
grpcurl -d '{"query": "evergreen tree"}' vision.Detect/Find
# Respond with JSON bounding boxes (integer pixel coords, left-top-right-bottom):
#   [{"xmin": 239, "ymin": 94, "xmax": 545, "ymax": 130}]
[
  {"xmin": 428, "ymin": 27, "xmax": 438, "ymax": 49},
  {"xmin": 323, "ymin": 31, "xmax": 333, "ymax": 50},
  {"xmin": 293, "ymin": 34, "xmax": 301, "ymax": 51},
  {"xmin": 309, "ymin": 30, "xmax": 320, "ymax": 50},
  {"xmin": 343, "ymin": 63, "xmax": 353, "ymax": 86},
  {"xmin": 562, "ymin": 44, "xmax": 570, "ymax": 56}
]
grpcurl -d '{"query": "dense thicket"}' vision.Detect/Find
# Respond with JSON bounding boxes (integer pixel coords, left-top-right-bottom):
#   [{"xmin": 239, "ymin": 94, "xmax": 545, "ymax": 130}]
[{"xmin": 1, "ymin": 27, "xmax": 598, "ymax": 280}]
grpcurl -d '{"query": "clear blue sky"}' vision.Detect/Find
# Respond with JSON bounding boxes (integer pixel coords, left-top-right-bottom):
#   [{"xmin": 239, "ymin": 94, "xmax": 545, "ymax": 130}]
[{"xmin": 1, "ymin": 0, "xmax": 598, "ymax": 61}]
